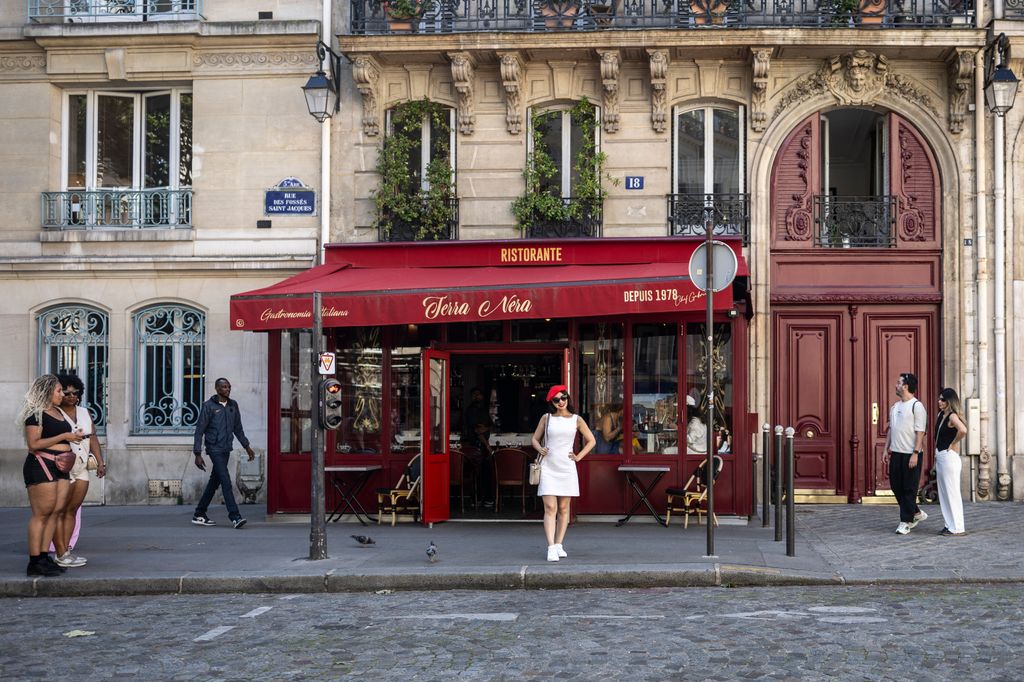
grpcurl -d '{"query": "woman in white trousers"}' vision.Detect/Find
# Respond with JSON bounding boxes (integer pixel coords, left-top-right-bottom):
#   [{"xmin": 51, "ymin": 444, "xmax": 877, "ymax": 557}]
[{"xmin": 934, "ymin": 388, "xmax": 968, "ymax": 535}]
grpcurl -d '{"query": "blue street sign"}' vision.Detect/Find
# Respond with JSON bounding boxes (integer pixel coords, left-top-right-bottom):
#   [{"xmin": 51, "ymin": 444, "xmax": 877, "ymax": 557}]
[{"xmin": 265, "ymin": 178, "xmax": 317, "ymax": 216}]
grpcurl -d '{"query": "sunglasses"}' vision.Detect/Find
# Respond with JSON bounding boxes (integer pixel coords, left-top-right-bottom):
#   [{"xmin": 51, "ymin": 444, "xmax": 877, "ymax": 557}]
[{"xmin": 552, "ymin": 394, "xmax": 569, "ymax": 403}]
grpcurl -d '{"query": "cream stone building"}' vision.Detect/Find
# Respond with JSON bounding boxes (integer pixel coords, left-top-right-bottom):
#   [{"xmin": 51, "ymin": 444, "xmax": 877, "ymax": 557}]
[{"xmin": 2, "ymin": 1, "xmax": 1023, "ymax": 511}]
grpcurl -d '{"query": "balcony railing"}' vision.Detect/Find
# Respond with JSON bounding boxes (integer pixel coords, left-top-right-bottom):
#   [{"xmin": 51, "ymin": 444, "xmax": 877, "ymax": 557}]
[
  {"xmin": 377, "ymin": 197, "xmax": 460, "ymax": 241},
  {"xmin": 667, "ymin": 193, "xmax": 749, "ymax": 244},
  {"xmin": 813, "ymin": 195, "xmax": 896, "ymax": 247},
  {"xmin": 41, "ymin": 189, "xmax": 193, "ymax": 229},
  {"xmin": 349, "ymin": 0, "xmax": 973, "ymax": 33},
  {"xmin": 522, "ymin": 196, "xmax": 603, "ymax": 239},
  {"xmin": 28, "ymin": 0, "xmax": 202, "ymax": 23}
]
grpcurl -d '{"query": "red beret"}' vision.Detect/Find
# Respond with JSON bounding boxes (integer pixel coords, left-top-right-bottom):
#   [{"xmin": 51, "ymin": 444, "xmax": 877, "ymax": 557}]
[{"xmin": 546, "ymin": 385, "xmax": 568, "ymax": 402}]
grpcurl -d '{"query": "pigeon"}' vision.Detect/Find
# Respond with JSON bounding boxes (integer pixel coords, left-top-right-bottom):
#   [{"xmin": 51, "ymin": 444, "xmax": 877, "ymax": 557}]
[
  {"xmin": 351, "ymin": 535, "xmax": 375, "ymax": 546},
  {"xmin": 426, "ymin": 541, "xmax": 438, "ymax": 563}
]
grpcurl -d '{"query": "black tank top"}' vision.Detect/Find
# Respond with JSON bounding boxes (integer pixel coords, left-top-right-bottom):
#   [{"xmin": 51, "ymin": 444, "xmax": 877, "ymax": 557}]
[{"xmin": 934, "ymin": 412, "xmax": 959, "ymax": 451}]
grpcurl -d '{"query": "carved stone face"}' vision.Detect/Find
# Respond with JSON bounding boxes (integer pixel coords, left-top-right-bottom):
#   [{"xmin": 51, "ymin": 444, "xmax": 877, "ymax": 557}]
[{"xmin": 846, "ymin": 62, "xmax": 869, "ymax": 92}]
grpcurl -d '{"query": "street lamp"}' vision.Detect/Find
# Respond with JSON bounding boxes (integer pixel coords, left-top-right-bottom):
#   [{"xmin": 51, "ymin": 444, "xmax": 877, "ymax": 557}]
[
  {"xmin": 303, "ymin": 40, "xmax": 343, "ymax": 122},
  {"xmin": 984, "ymin": 33, "xmax": 1019, "ymax": 117}
]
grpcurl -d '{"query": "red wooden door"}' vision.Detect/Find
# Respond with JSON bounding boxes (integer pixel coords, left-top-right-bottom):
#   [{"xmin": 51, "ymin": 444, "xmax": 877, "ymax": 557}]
[
  {"xmin": 863, "ymin": 309, "xmax": 936, "ymax": 495},
  {"xmin": 773, "ymin": 309, "xmax": 845, "ymax": 493},
  {"xmin": 421, "ymin": 349, "xmax": 451, "ymax": 525}
]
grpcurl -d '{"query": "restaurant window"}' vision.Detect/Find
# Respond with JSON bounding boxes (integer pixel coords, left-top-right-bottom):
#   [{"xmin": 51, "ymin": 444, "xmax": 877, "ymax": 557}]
[
  {"xmin": 37, "ymin": 304, "xmax": 109, "ymax": 435},
  {"xmin": 389, "ymin": 324, "xmax": 442, "ymax": 453},
  {"xmin": 511, "ymin": 319, "xmax": 569, "ymax": 343},
  {"xmin": 684, "ymin": 322, "xmax": 733, "ymax": 455},
  {"xmin": 280, "ymin": 330, "xmax": 312, "ymax": 454},
  {"xmin": 578, "ymin": 322, "xmax": 624, "ymax": 455},
  {"xmin": 447, "ymin": 322, "xmax": 502, "ymax": 343},
  {"xmin": 631, "ymin": 323, "xmax": 678, "ymax": 455},
  {"xmin": 333, "ymin": 327, "xmax": 383, "ymax": 454},
  {"xmin": 132, "ymin": 303, "xmax": 204, "ymax": 434}
]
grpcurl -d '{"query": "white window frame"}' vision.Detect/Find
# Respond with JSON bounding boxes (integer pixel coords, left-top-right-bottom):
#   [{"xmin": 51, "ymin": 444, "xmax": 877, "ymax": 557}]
[
  {"xmin": 672, "ymin": 104, "xmax": 745, "ymax": 195},
  {"xmin": 527, "ymin": 103, "xmax": 602, "ymax": 198},
  {"xmin": 62, "ymin": 88, "xmax": 192, "ymax": 192},
  {"xmin": 384, "ymin": 106, "xmax": 457, "ymax": 191}
]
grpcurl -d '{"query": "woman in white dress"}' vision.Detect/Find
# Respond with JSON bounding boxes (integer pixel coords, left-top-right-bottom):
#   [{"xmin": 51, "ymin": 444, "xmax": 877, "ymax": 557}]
[{"xmin": 531, "ymin": 385, "xmax": 596, "ymax": 562}]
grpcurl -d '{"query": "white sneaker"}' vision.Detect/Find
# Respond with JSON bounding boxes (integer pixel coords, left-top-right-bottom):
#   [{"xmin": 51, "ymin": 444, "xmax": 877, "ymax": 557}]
[
  {"xmin": 55, "ymin": 551, "xmax": 87, "ymax": 567},
  {"xmin": 895, "ymin": 522, "xmax": 910, "ymax": 535},
  {"xmin": 555, "ymin": 544, "xmax": 567, "ymax": 558},
  {"xmin": 546, "ymin": 545, "xmax": 559, "ymax": 562},
  {"xmin": 908, "ymin": 510, "xmax": 928, "ymax": 529}
]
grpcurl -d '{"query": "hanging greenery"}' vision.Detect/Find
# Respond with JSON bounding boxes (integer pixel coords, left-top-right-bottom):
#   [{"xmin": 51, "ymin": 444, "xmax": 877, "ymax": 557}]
[
  {"xmin": 511, "ymin": 97, "xmax": 614, "ymax": 233},
  {"xmin": 372, "ymin": 98, "xmax": 456, "ymax": 241}
]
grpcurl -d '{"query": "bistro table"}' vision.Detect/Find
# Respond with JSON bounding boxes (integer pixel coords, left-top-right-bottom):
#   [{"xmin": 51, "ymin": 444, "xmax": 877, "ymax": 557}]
[
  {"xmin": 616, "ymin": 465, "xmax": 671, "ymax": 526},
  {"xmin": 325, "ymin": 464, "xmax": 382, "ymax": 525}
]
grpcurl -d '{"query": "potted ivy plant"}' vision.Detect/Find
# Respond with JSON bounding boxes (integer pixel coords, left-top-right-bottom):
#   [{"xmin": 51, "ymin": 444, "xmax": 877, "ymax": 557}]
[
  {"xmin": 372, "ymin": 99, "xmax": 457, "ymax": 242},
  {"xmin": 511, "ymin": 98, "xmax": 615, "ymax": 238},
  {"xmin": 383, "ymin": 0, "xmax": 424, "ymax": 32}
]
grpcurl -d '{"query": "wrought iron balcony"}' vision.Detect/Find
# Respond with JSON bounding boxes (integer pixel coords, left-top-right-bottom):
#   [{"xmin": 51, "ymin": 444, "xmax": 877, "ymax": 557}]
[
  {"xmin": 41, "ymin": 189, "xmax": 193, "ymax": 229},
  {"xmin": 377, "ymin": 197, "xmax": 459, "ymax": 241},
  {"xmin": 813, "ymin": 195, "xmax": 896, "ymax": 247},
  {"xmin": 522, "ymin": 196, "xmax": 602, "ymax": 239},
  {"xmin": 667, "ymin": 193, "xmax": 749, "ymax": 244},
  {"xmin": 28, "ymin": 0, "xmax": 203, "ymax": 23},
  {"xmin": 349, "ymin": 0, "xmax": 973, "ymax": 33}
]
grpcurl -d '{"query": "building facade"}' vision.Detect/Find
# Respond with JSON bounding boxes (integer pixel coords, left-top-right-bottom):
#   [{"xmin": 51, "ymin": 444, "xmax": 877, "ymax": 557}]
[{"xmin": 2, "ymin": 1, "xmax": 1023, "ymax": 512}]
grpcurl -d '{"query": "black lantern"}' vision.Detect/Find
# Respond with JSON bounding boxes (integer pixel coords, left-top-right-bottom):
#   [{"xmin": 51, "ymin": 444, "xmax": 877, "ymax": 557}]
[
  {"xmin": 984, "ymin": 34, "xmax": 1019, "ymax": 117},
  {"xmin": 303, "ymin": 40, "xmax": 343, "ymax": 122}
]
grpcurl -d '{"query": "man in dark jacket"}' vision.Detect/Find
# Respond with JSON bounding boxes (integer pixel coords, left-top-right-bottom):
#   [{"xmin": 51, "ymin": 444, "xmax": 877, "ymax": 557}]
[{"xmin": 191, "ymin": 378, "xmax": 255, "ymax": 529}]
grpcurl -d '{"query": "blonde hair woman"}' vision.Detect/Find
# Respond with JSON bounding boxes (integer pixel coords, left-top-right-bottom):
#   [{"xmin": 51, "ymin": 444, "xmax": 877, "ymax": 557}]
[
  {"xmin": 17, "ymin": 374, "xmax": 83, "ymax": 576},
  {"xmin": 531, "ymin": 385, "xmax": 596, "ymax": 562}
]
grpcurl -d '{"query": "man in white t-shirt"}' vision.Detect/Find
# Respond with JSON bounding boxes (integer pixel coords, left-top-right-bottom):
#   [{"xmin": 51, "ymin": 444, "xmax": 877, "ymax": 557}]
[{"xmin": 887, "ymin": 372, "xmax": 928, "ymax": 535}]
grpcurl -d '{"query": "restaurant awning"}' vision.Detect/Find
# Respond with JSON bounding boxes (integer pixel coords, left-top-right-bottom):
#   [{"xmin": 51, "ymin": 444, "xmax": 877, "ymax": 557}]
[{"xmin": 229, "ymin": 238, "xmax": 747, "ymax": 331}]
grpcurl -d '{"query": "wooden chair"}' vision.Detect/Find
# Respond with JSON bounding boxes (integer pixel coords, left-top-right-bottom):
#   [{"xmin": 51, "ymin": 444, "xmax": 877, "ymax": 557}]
[
  {"xmin": 493, "ymin": 448, "xmax": 528, "ymax": 514},
  {"xmin": 376, "ymin": 453, "xmax": 421, "ymax": 526},
  {"xmin": 665, "ymin": 455, "xmax": 723, "ymax": 529}
]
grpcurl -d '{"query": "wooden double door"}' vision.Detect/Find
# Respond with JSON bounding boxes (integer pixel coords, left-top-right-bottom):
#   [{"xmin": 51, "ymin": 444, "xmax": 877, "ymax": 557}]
[{"xmin": 773, "ymin": 305, "xmax": 938, "ymax": 502}]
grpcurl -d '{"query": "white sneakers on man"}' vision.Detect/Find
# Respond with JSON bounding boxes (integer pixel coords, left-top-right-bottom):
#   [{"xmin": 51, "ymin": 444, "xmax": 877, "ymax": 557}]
[
  {"xmin": 907, "ymin": 510, "xmax": 928, "ymax": 529},
  {"xmin": 546, "ymin": 545, "xmax": 559, "ymax": 562},
  {"xmin": 895, "ymin": 522, "xmax": 910, "ymax": 535}
]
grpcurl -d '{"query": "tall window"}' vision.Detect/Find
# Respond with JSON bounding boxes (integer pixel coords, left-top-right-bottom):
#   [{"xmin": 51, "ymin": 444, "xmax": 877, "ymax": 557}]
[
  {"xmin": 674, "ymin": 105, "xmax": 743, "ymax": 195},
  {"xmin": 37, "ymin": 305, "xmax": 109, "ymax": 433},
  {"xmin": 579, "ymin": 322, "xmax": 624, "ymax": 455},
  {"xmin": 333, "ymin": 327, "xmax": 383, "ymax": 454},
  {"xmin": 531, "ymin": 104, "xmax": 597, "ymax": 197},
  {"xmin": 133, "ymin": 304, "xmax": 205, "ymax": 434},
  {"xmin": 631, "ymin": 323, "xmax": 678, "ymax": 455},
  {"xmin": 60, "ymin": 89, "xmax": 192, "ymax": 228},
  {"xmin": 685, "ymin": 323, "xmax": 733, "ymax": 454},
  {"xmin": 280, "ymin": 330, "xmax": 313, "ymax": 454}
]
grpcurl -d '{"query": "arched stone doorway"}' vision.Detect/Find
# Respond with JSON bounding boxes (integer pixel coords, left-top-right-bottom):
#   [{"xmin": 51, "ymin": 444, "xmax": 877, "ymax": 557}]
[{"xmin": 769, "ymin": 107, "xmax": 942, "ymax": 503}]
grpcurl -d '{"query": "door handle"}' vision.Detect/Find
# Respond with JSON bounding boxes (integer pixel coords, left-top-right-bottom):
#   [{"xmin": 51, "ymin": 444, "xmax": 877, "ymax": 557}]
[{"xmin": 871, "ymin": 402, "xmax": 879, "ymax": 425}]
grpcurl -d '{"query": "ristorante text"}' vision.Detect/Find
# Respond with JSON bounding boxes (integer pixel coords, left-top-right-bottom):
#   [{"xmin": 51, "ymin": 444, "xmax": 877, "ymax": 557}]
[{"xmin": 499, "ymin": 247, "xmax": 563, "ymax": 264}]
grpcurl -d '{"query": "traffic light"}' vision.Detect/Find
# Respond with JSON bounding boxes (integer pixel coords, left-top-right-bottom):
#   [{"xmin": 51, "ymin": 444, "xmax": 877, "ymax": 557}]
[{"xmin": 320, "ymin": 378, "xmax": 343, "ymax": 430}]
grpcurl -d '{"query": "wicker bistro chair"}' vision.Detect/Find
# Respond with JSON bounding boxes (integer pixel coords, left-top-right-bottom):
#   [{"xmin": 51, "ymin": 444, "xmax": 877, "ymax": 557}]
[
  {"xmin": 376, "ymin": 453, "xmax": 422, "ymax": 526},
  {"xmin": 493, "ymin": 447, "xmax": 529, "ymax": 515},
  {"xmin": 665, "ymin": 455, "xmax": 724, "ymax": 529}
]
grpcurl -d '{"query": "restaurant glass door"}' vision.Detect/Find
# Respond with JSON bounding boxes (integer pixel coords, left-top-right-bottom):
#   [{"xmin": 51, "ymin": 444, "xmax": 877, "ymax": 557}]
[{"xmin": 421, "ymin": 349, "xmax": 451, "ymax": 525}]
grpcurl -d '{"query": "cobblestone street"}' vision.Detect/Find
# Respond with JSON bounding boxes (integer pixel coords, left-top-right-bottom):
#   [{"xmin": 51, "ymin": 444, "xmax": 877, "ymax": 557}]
[{"xmin": 3, "ymin": 584, "xmax": 1022, "ymax": 680}]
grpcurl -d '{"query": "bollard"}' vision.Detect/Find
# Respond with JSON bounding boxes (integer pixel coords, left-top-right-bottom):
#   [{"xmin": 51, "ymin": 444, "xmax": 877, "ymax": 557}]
[
  {"xmin": 785, "ymin": 426, "xmax": 796, "ymax": 557},
  {"xmin": 774, "ymin": 425, "xmax": 783, "ymax": 542},
  {"xmin": 761, "ymin": 423, "xmax": 771, "ymax": 528}
]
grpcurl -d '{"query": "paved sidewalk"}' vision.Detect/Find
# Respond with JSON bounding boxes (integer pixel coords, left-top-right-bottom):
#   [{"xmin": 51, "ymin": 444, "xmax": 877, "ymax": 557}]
[{"xmin": 2, "ymin": 501, "xmax": 1022, "ymax": 597}]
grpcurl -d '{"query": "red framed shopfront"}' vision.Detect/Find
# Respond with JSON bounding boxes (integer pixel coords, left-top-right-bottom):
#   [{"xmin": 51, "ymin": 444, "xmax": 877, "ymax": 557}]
[{"xmin": 232, "ymin": 237, "xmax": 754, "ymax": 521}]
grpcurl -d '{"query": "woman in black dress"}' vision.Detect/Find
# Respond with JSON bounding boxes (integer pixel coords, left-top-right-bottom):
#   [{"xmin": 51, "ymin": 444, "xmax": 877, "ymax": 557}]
[{"xmin": 17, "ymin": 374, "xmax": 83, "ymax": 576}]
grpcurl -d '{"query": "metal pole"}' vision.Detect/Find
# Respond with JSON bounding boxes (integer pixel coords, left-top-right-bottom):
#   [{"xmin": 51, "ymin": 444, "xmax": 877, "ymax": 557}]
[
  {"xmin": 704, "ymin": 211, "xmax": 716, "ymax": 558},
  {"xmin": 785, "ymin": 426, "xmax": 796, "ymax": 557},
  {"xmin": 774, "ymin": 425, "xmax": 783, "ymax": 542},
  {"xmin": 309, "ymin": 291, "xmax": 327, "ymax": 560},
  {"xmin": 762, "ymin": 423, "xmax": 771, "ymax": 527}
]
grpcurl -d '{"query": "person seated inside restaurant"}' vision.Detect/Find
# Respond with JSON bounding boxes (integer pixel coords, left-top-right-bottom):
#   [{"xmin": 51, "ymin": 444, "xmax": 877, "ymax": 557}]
[
  {"xmin": 686, "ymin": 394, "xmax": 731, "ymax": 454},
  {"xmin": 462, "ymin": 387, "xmax": 495, "ymax": 509},
  {"xmin": 594, "ymin": 403, "xmax": 624, "ymax": 454}
]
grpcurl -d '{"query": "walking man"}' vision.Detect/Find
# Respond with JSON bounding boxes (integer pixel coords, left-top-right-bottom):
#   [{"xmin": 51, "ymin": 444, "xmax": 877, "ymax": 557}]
[
  {"xmin": 192, "ymin": 378, "xmax": 255, "ymax": 529},
  {"xmin": 887, "ymin": 372, "xmax": 928, "ymax": 535}
]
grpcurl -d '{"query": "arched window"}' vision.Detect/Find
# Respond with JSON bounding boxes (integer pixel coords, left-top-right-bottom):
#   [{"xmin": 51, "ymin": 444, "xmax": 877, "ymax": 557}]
[
  {"xmin": 37, "ymin": 304, "xmax": 109, "ymax": 433},
  {"xmin": 133, "ymin": 304, "xmax": 205, "ymax": 434},
  {"xmin": 670, "ymin": 104, "xmax": 747, "ymax": 239}
]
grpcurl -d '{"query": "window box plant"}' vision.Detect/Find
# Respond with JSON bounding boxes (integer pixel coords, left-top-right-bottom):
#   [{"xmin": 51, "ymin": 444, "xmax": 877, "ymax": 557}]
[{"xmin": 372, "ymin": 99, "xmax": 457, "ymax": 242}]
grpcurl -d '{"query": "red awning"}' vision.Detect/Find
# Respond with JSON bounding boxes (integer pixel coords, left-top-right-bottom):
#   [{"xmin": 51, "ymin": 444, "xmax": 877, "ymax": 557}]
[{"xmin": 230, "ymin": 238, "xmax": 747, "ymax": 331}]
